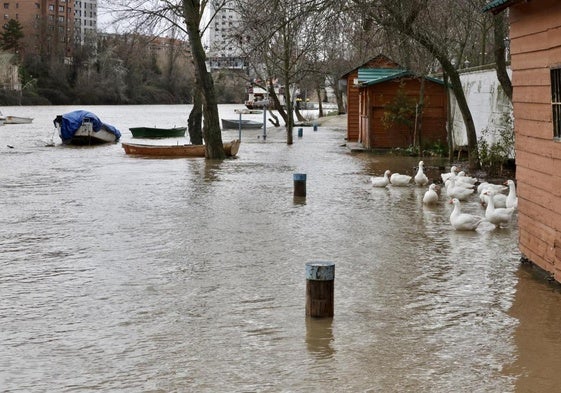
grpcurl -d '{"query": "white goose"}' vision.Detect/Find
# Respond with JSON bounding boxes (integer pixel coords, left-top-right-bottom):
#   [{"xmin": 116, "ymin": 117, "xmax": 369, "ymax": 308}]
[
  {"xmin": 479, "ymin": 188, "xmax": 507, "ymax": 208},
  {"xmin": 414, "ymin": 161, "xmax": 429, "ymax": 186},
  {"xmin": 446, "ymin": 178, "xmax": 475, "ymax": 200},
  {"xmin": 423, "ymin": 184, "xmax": 439, "ymax": 204},
  {"xmin": 482, "ymin": 191, "xmax": 515, "ymax": 227},
  {"xmin": 477, "ymin": 181, "xmax": 507, "ymax": 195},
  {"xmin": 456, "ymin": 171, "xmax": 477, "ymax": 185},
  {"xmin": 441, "ymin": 166, "xmax": 458, "ymax": 183},
  {"xmin": 371, "ymin": 170, "xmax": 391, "ymax": 188},
  {"xmin": 449, "ymin": 198, "xmax": 483, "ymax": 231},
  {"xmin": 390, "ymin": 172, "xmax": 412, "ymax": 187},
  {"xmin": 505, "ymin": 179, "xmax": 518, "ymax": 209}
]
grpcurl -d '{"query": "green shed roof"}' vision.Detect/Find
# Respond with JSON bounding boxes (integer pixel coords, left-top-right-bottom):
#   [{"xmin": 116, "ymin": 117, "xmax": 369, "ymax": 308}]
[
  {"xmin": 482, "ymin": 0, "xmax": 510, "ymax": 11},
  {"xmin": 357, "ymin": 68, "xmax": 444, "ymax": 86},
  {"xmin": 482, "ymin": 0, "xmax": 523, "ymax": 13}
]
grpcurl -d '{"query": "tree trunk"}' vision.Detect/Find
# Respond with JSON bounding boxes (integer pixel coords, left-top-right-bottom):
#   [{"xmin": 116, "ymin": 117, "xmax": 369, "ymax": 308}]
[
  {"xmin": 443, "ymin": 72, "xmax": 453, "ymax": 162},
  {"xmin": 316, "ymin": 87, "xmax": 324, "ymax": 117},
  {"xmin": 493, "ymin": 13, "xmax": 512, "ymax": 101},
  {"xmin": 188, "ymin": 84, "xmax": 203, "ymax": 145},
  {"xmin": 415, "ymin": 77, "xmax": 425, "ymax": 154},
  {"xmin": 182, "ymin": 1, "xmax": 225, "ymax": 159},
  {"xmin": 446, "ymin": 64, "xmax": 479, "ymax": 169},
  {"xmin": 407, "ymin": 31, "xmax": 480, "ymax": 169}
]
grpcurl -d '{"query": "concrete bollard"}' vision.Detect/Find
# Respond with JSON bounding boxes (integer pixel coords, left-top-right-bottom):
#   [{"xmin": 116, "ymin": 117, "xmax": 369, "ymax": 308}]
[
  {"xmin": 305, "ymin": 261, "xmax": 335, "ymax": 318},
  {"xmin": 293, "ymin": 173, "xmax": 306, "ymax": 198},
  {"xmin": 298, "ymin": 127, "xmax": 303, "ymax": 137}
]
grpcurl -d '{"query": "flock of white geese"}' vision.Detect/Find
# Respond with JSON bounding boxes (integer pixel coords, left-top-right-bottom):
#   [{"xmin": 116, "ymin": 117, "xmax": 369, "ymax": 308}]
[{"xmin": 370, "ymin": 161, "xmax": 518, "ymax": 231}]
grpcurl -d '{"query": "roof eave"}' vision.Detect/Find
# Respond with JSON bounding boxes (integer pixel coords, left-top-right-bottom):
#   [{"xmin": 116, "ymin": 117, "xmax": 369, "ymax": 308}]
[{"xmin": 482, "ymin": 0, "xmax": 525, "ymax": 14}]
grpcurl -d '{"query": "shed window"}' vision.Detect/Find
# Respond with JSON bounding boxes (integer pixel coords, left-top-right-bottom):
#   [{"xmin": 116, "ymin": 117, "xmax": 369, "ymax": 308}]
[{"xmin": 552, "ymin": 67, "xmax": 561, "ymax": 139}]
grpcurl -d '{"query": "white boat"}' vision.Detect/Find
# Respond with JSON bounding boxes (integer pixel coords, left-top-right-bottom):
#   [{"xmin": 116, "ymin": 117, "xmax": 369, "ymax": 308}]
[
  {"xmin": 0, "ymin": 111, "xmax": 33, "ymax": 124},
  {"xmin": 221, "ymin": 118, "xmax": 263, "ymax": 129},
  {"xmin": 3, "ymin": 115, "xmax": 33, "ymax": 124},
  {"xmin": 245, "ymin": 83, "xmax": 285, "ymax": 110},
  {"xmin": 54, "ymin": 110, "xmax": 121, "ymax": 145}
]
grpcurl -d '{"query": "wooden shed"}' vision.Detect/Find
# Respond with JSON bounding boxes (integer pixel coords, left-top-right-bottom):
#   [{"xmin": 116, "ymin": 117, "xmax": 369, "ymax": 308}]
[
  {"xmin": 485, "ymin": 0, "xmax": 561, "ymax": 283},
  {"xmin": 341, "ymin": 55, "xmax": 403, "ymax": 143},
  {"xmin": 341, "ymin": 55, "xmax": 448, "ymax": 150}
]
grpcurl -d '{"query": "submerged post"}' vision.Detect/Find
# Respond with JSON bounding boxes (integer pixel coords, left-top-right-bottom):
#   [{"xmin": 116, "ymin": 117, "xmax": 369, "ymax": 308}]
[
  {"xmin": 238, "ymin": 112, "xmax": 242, "ymax": 140},
  {"xmin": 293, "ymin": 173, "xmax": 306, "ymax": 198},
  {"xmin": 262, "ymin": 103, "xmax": 267, "ymax": 140},
  {"xmin": 306, "ymin": 261, "xmax": 335, "ymax": 318}
]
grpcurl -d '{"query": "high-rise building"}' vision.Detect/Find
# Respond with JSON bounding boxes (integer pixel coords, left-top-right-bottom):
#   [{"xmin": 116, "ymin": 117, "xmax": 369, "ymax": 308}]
[
  {"xmin": 74, "ymin": 0, "xmax": 96, "ymax": 46},
  {"xmin": 202, "ymin": 1, "xmax": 246, "ymax": 71}
]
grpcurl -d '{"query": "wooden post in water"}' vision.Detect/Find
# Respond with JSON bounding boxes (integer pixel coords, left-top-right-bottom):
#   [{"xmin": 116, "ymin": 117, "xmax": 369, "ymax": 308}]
[
  {"xmin": 305, "ymin": 261, "xmax": 335, "ymax": 318},
  {"xmin": 298, "ymin": 127, "xmax": 303, "ymax": 137},
  {"xmin": 293, "ymin": 173, "xmax": 306, "ymax": 198}
]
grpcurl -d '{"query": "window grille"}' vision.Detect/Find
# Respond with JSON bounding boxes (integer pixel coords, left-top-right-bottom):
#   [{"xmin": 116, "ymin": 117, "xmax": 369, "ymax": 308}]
[{"xmin": 552, "ymin": 67, "xmax": 561, "ymax": 139}]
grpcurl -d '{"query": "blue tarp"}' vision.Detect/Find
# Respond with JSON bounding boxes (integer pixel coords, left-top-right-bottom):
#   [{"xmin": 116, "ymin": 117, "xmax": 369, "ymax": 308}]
[{"xmin": 56, "ymin": 110, "xmax": 121, "ymax": 142}]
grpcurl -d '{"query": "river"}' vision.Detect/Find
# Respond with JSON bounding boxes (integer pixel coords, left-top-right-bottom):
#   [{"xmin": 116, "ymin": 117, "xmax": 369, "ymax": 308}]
[{"xmin": 1, "ymin": 104, "xmax": 560, "ymax": 392}]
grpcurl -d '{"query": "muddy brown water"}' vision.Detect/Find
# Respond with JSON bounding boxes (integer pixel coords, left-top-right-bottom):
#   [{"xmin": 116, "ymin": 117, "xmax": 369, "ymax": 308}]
[{"xmin": 0, "ymin": 105, "xmax": 558, "ymax": 392}]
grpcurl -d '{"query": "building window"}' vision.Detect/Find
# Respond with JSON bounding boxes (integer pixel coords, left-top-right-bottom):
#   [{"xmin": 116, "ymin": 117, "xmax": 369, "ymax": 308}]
[
  {"xmin": 3, "ymin": 4, "xmax": 8, "ymax": 9},
  {"xmin": 552, "ymin": 67, "xmax": 561, "ymax": 139}
]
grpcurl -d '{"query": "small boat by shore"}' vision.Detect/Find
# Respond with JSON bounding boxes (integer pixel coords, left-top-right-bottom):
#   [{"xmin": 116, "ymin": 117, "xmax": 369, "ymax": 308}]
[
  {"xmin": 122, "ymin": 139, "xmax": 241, "ymax": 157},
  {"xmin": 129, "ymin": 126, "xmax": 186, "ymax": 138},
  {"xmin": 221, "ymin": 118, "xmax": 263, "ymax": 130},
  {"xmin": 1, "ymin": 115, "xmax": 33, "ymax": 124},
  {"xmin": 54, "ymin": 110, "xmax": 121, "ymax": 145}
]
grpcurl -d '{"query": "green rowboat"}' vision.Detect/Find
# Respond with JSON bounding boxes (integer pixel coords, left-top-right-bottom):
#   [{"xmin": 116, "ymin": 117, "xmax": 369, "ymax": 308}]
[{"xmin": 129, "ymin": 126, "xmax": 187, "ymax": 138}]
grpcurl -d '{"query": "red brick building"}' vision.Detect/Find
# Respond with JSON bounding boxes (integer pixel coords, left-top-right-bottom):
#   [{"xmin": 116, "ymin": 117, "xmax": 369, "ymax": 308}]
[{"xmin": 2, "ymin": 0, "xmax": 75, "ymax": 58}]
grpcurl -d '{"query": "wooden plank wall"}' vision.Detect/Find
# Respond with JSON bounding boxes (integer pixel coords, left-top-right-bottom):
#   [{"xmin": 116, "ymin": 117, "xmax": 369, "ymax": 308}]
[
  {"xmin": 365, "ymin": 78, "xmax": 447, "ymax": 149},
  {"xmin": 345, "ymin": 55, "xmax": 404, "ymax": 142},
  {"xmin": 511, "ymin": 0, "xmax": 561, "ymax": 281},
  {"xmin": 346, "ymin": 69, "xmax": 360, "ymax": 142}
]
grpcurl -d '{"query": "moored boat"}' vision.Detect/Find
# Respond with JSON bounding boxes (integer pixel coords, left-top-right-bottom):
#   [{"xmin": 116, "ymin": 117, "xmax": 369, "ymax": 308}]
[
  {"xmin": 129, "ymin": 126, "xmax": 187, "ymax": 138},
  {"xmin": 54, "ymin": 110, "xmax": 121, "ymax": 145},
  {"xmin": 2, "ymin": 115, "xmax": 33, "ymax": 124},
  {"xmin": 221, "ymin": 118, "xmax": 263, "ymax": 130},
  {"xmin": 121, "ymin": 139, "xmax": 241, "ymax": 157},
  {"xmin": 244, "ymin": 82, "xmax": 285, "ymax": 110}
]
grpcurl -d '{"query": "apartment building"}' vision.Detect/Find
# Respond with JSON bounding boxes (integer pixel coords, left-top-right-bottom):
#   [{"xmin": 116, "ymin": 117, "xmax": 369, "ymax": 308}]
[
  {"xmin": 74, "ymin": 0, "xmax": 96, "ymax": 46},
  {"xmin": 202, "ymin": 2, "xmax": 246, "ymax": 71},
  {"xmin": 1, "ymin": 0, "xmax": 87, "ymax": 58}
]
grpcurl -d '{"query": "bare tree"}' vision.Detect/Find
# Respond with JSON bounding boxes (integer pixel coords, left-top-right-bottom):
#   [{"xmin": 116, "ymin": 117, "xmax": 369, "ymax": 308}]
[
  {"xmin": 101, "ymin": 0, "xmax": 227, "ymax": 158},
  {"xmin": 354, "ymin": 0, "xmax": 485, "ymax": 169},
  {"xmin": 235, "ymin": 0, "xmax": 332, "ymax": 144},
  {"xmin": 491, "ymin": 11, "xmax": 512, "ymax": 101}
]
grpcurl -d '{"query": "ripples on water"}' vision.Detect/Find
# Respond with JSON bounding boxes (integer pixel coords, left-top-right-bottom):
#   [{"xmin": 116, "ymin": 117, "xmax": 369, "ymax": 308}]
[{"xmin": 0, "ymin": 105, "xmax": 558, "ymax": 392}]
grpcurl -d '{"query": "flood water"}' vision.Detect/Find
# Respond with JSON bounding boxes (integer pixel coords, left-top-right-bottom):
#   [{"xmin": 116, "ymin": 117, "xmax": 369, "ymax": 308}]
[{"xmin": 1, "ymin": 104, "xmax": 561, "ymax": 392}]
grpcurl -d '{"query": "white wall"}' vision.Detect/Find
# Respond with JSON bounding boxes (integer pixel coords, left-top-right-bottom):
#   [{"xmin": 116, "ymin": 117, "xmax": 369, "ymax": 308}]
[{"xmin": 450, "ymin": 66, "xmax": 513, "ymax": 148}]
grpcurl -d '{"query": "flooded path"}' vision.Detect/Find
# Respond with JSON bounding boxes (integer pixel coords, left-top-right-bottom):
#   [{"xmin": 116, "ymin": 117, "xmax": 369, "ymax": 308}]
[{"xmin": 0, "ymin": 105, "xmax": 559, "ymax": 392}]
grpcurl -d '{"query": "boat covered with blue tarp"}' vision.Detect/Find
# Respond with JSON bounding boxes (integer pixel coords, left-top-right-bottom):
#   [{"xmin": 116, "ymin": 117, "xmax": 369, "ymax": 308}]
[{"xmin": 54, "ymin": 110, "xmax": 121, "ymax": 145}]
